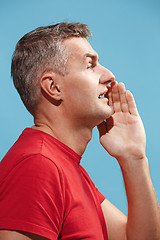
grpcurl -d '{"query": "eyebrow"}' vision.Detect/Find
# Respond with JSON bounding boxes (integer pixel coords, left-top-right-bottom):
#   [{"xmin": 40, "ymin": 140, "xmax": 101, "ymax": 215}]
[{"xmin": 84, "ymin": 52, "xmax": 99, "ymax": 62}]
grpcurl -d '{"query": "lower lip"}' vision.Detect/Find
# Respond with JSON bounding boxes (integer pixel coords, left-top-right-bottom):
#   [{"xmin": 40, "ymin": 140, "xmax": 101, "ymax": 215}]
[{"xmin": 99, "ymin": 97, "xmax": 108, "ymax": 103}]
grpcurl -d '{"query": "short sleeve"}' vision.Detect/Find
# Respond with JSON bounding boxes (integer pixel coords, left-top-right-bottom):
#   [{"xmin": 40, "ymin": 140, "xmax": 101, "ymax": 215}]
[
  {"xmin": 95, "ymin": 187, "xmax": 106, "ymax": 204},
  {"xmin": 0, "ymin": 154, "xmax": 64, "ymax": 240}
]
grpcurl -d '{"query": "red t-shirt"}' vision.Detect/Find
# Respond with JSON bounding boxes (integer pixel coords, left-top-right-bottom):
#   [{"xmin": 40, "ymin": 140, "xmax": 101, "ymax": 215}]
[{"xmin": 0, "ymin": 128, "xmax": 108, "ymax": 240}]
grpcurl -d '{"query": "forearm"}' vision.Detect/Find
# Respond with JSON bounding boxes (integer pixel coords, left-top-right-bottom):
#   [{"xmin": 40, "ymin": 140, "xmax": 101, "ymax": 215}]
[{"xmin": 119, "ymin": 157, "xmax": 160, "ymax": 240}]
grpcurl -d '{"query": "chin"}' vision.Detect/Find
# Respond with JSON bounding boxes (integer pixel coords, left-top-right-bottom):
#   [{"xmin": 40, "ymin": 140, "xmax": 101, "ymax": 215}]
[
  {"xmin": 94, "ymin": 111, "xmax": 111, "ymax": 126},
  {"xmin": 102, "ymin": 107, "xmax": 112, "ymax": 119}
]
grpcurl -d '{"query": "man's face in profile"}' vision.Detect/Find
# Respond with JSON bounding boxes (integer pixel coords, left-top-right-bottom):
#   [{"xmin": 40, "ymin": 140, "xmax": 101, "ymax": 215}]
[{"xmin": 58, "ymin": 37, "xmax": 115, "ymax": 128}]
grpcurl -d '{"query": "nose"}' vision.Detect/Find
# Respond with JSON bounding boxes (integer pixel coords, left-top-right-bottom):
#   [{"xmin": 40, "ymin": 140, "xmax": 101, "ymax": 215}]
[{"xmin": 99, "ymin": 65, "xmax": 115, "ymax": 84}]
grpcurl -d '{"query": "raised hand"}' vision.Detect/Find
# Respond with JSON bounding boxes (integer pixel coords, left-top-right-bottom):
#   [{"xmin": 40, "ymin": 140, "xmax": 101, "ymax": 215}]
[{"xmin": 98, "ymin": 82, "xmax": 146, "ymax": 163}]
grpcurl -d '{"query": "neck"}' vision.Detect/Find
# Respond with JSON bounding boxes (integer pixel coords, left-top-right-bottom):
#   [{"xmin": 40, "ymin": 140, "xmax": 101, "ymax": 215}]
[{"xmin": 32, "ymin": 118, "xmax": 93, "ymax": 156}]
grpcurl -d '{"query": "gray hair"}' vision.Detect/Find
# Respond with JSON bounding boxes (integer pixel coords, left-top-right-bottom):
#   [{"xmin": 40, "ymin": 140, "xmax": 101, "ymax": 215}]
[{"xmin": 11, "ymin": 22, "xmax": 92, "ymax": 115}]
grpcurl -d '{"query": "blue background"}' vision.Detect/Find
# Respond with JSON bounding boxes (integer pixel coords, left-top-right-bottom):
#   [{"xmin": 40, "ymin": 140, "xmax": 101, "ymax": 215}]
[{"xmin": 0, "ymin": 0, "xmax": 160, "ymax": 215}]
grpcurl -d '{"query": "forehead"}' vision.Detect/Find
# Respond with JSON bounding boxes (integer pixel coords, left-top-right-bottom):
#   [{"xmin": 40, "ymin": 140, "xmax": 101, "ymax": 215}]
[{"xmin": 63, "ymin": 37, "xmax": 98, "ymax": 60}]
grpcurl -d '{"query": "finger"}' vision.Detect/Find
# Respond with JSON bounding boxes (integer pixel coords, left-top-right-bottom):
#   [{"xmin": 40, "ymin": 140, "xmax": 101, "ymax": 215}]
[
  {"xmin": 111, "ymin": 82, "xmax": 121, "ymax": 112},
  {"xmin": 118, "ymin": 82, "xmax": 129, "ymax": 113},
  {"xmin": 106, "ymin": 86, "xmax": 114, "ymax": 114},
  {"xmin": 110, "ymin": 81, "xmax": 117, "ymax": 88},
  {"xmin": 126, "ymin": 90, "xmax": 139, "ymax": 115}
]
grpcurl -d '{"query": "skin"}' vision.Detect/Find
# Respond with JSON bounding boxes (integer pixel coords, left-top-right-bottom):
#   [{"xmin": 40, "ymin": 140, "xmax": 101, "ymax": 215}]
[
  {"xmin": 99, "ymin": 82, "xmax": 160, "ymax": 239},
  {"xmin": 0, "ymin": 37, "xmax": 159, "ymax": 240}
]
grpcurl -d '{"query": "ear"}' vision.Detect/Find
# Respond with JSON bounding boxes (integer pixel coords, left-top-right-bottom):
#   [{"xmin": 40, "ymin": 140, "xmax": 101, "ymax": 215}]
[{"xmin": 40, "ymin": 71, "xmax": 62, "ymax": 101}]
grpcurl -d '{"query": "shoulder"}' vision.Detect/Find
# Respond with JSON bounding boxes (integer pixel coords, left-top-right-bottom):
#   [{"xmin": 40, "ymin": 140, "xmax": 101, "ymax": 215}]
[
  {"xmin": 0, "ymin": 128, "xmax": 64, "ymax": 179},
  {"xmin": 0, "ymin": 153, "xmax": 65, "ymax": 201}
]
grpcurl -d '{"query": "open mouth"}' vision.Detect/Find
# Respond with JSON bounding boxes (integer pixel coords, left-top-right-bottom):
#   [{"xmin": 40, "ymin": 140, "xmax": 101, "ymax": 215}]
[
  {"xmin": 98, "ymin": 94, "xmax": 105, "ymax": 99},
  {"xmin": 98, "ymin": 90, "xmax": 109, "ymax": 103},
  {"xmin": 98, "ymin": 89, "xmax": 108, "ymax": 99}
]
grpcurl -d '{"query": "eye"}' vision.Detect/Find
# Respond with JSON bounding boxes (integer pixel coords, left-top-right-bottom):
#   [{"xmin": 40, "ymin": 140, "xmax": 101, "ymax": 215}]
[{"xmin": 87, "ymin": 63, "xmax": 94, "ymax": 70}]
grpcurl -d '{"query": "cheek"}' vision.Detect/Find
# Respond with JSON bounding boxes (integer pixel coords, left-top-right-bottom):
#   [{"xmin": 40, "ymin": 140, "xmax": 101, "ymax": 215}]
[{"xmin": 63, "ymin": 73, "xmax": 98, "ymax": 101}]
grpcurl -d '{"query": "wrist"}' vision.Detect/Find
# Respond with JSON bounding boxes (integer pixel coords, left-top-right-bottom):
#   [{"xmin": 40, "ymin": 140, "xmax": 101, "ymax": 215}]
[
  {"xmin": 117, "ymin": 155, "xmax": 149, "ymax": 174},
  {"xmin": 118, "ymin": 156, "xmax": 151, "ymax": 198}
]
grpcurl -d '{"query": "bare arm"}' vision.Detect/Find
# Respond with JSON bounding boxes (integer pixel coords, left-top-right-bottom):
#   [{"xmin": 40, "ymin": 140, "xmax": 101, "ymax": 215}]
[
  {"xmin": 98, "ymin": 82, "xmax": 160, "ymax": 240},
  {"xmin": 0, "ymin": 230, "xmax": 50, "ymax": 240},
  {"xmin": 101, "ymin": 198, "xmax": 127, "ymax": 240}
]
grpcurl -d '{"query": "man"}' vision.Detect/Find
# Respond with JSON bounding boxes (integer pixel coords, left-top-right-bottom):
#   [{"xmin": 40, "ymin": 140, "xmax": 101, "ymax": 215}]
[{"xmin": 0, "ymin": 22, "xmax": 159, "ymax": 240}]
